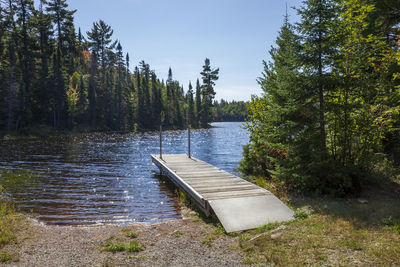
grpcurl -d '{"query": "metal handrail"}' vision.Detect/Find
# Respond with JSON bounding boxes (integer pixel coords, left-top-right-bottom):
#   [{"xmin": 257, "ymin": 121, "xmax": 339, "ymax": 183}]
[{"xmin": 159, "ymin": 124, "xmax": 191, "ymax": 159}]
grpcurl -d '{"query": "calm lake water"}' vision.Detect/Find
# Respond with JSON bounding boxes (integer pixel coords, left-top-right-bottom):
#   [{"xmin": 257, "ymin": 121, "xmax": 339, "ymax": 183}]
[{"xmin": 0, "ymin": 122, "xmax": 248, "ymax": 226}]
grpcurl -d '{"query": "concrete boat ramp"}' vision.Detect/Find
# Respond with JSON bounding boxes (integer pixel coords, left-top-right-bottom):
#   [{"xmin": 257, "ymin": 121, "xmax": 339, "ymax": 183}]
[{"xmin": 151, "ymin": 154, "xmax": 293, "ymax": 233}]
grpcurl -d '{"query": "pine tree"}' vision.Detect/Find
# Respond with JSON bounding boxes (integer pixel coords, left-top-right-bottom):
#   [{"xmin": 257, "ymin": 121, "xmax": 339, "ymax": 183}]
[
  {"xmin": 151, "ymin": 72, "xmax": 162, "ymax": 126},
  {"xmin": 32, "ymin": 0, "xmax": 53, "ymax": 125},
  {"xmin": 241, "ymin": 14, "xmax": 304, "ymax": 180},
  {"xmin": 139, "ymin": 60, "xmax": 151, "ymax": 129},
  {"xmin": 87, "ymin": 20, "xmax": 117, "ymax": 128},
  {"xmin": 200, "ymin": 58, "xmax": 219, "ymax": 128},
  {"xmin": 165, "ymin": 67, "xmax": 173, "ymax": 126},
  {"xmin": 87, "ymin": 20, "xmax": 116, "ymax": 75},
  {"xmin": 15, "ymin": 0, "xmax": 36, "ymax": 127},
  {"xmin": 135, "ymin": 66, "xmax": 145, "ymax": 129},
  {"xmin": 0, "ymin": 0, "xmax": 198, "ymax": 133},
  {"xmin": 88, "ymin": 53, "xmax": 97, "ymax": 128},
  {"xmin": 115, "ymin": 42, "xmax": 124, "ymax": 130},
  {"xmin": 46, "ymin": 0, "xmax": 76, "ymax": 50},
  {"xmin": 194, "ymin": 78, "xmax": 201, "ymax": 128},
  {"xmin": 77, "ymin": 74, "xmax": 86, "ymax": 122},
  {"xmin": 186, "ymin": 81, "xmax": 195, "ymax": 126},
  {"xmin": 296, "ymin": 0, "xmax": 338, "ymax": 153},
  {"xmin": 2, "ymin": 0, "xmax": 20, "ymax": 130}
]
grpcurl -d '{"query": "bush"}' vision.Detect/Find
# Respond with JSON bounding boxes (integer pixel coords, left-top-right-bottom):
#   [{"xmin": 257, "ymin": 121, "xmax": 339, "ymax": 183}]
[
  {"xmin": 281, "ymin": 158, "xmax": 363, "ymax": 197},
  {"xmin": 239, "ymin": 143, "xmax": 273, "ymax": 178}
]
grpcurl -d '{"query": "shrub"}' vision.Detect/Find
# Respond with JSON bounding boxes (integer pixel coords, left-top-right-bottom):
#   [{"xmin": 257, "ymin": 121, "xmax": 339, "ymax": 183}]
[{"xmin": 239, "ymin": 144, "xmax": 273, "ymax": 178}]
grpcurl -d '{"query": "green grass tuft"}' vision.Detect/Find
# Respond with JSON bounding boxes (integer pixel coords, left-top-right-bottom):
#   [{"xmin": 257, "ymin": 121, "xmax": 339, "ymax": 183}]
[
  {"xmin": 0, "ymin": 186, "xmax": 17, "ymax": 247},
  {"xmin": 0, "ymin": 252, "xmax": 11, "ymax": 263},
  {"xmin": 125, "ymin": 232, "xmax": 137, "ymax": 238},
  {"xmin": 126, "ymin": 241, "xmax": 142, "ymax": 252},
  {"xmin": 105, "ymin": 242, "xmax": 126, "ymax": 252},
  {"xmin": 103, "ymin": 236, "xmax": 143, "ymax": 253},
  {"xmin": 382, "ymin": 216, "xmax": 400, "ymax": 234},
  {"xmin": 294, "ymin": 210, "xmax": 309, "ymax": 220}
]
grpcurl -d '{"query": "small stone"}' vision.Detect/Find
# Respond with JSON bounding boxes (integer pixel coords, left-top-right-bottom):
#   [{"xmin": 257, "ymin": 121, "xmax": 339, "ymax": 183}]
[
  {"xmin": 357, "ymin": 198, "xmax": 368, "ymax": 204},
  {"xmin": 270, "ymin": 232, "xmax": 282, "ymax": 239}
]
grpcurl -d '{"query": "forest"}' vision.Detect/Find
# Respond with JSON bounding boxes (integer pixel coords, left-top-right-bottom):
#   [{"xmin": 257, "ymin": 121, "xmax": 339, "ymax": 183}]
[
  {"xmin": 240, "ymin": 0, "xmax": 400, "ymax": 196},
  {"xmin": 212, "ymin": 99, "xmax": 248, "ymax": 122},
  {"xmin": 0, "ymin": 0, "xmax": 233, "ymax": 134}
]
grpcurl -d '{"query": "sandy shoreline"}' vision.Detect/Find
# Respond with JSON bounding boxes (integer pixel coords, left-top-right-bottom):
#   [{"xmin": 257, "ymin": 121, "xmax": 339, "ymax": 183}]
[{"xmin": 2, "ymin": 208, "xmax": 246, "ymax": 267}]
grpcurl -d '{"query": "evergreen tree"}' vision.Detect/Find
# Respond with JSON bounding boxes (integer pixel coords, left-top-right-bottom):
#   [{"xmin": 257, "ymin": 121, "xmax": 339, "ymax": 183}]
[
  {"xmin": 2, "ymin": 0, "xmax": 20, "ymax": 130},
  {"xmin": 88, "ymin": 53, "xmax": 97, "ymax": 128},
  {"xmin": 0, "ymin": 0, "xmax": 204, "ymax": 133},
  {"xmin": 46, "ymin": 0, "xmax": 77, "ymax": 127},
  {"xmin": 200, "ymin": 58, "xmax": 219, "ymax": 128},
  {"xmin": 76, "ymin": 74, "xmax": 86, "ymax": 122},
  {"xmin": 15, "ymin": 0, "xmax": 36, "ymax": 127},
  {"xmin": 135, "ymin": 66, "xmax": 145, "ymax": 129},
  {"xmin": 46, "ymin": 0, "xmax": 76, "ymax": 52},
  {"xmin": 194, "ymin": 78, "xmax": 201, "ymax": 128},
  {"xmin": 242, "ymin": 0, "xmax": 400, "ymax": 196},
  {"xmin": 139, "ymin": 60, "xmax": 151, "ymax": 129},
  {"xmin": 87, "ymin": 20, "xmax": 116, "ymax": 74},
  {"xmin": 186, "ymin": 81, "xmax": 194, "ymax": 126},
  {"xmin": 115, "ymin": 42, "xmax": 124, "ymax": 129},
  {"xmin": 296, "ymin": 0, "xmax": 338, "ymax": 152},
  {"xmin": 32, "ymin": 0, "xmax": 53, "ymax": 125},
  {"xmin": 241, "ymin": 14, "xmax": 304, "ymax": 181},
  {"xmin": 165, "ymin": 67, "xmax": 173, "ymax": 126},
  {"xmin": 151, "ymin": 72, "xmax": 162, "ymax": 126},
  {"xmin": 87, "ymin": 20, "xmax": 116, "ymax": 128}
]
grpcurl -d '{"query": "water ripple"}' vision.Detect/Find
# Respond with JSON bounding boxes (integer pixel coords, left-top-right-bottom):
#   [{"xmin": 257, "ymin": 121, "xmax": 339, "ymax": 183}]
[{"xmin": 0, "ymin": 122, "xmax": 248, "ymax": 225}]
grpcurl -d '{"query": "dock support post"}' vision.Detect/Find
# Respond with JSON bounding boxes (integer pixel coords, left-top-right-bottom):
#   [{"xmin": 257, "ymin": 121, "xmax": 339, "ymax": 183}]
[
  {"xmin": 188, "ymin": 125, "xmax": 191, "ymax": 158},
  {"xmin": 160, "ymin": 125, "xmax": 162, "ymax": 159}
]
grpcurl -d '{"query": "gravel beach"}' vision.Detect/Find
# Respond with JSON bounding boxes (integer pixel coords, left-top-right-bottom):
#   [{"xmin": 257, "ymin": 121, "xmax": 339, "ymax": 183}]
[{"xmin": 2, "ymin": 208, "xmax": 246, "ymax": 266}]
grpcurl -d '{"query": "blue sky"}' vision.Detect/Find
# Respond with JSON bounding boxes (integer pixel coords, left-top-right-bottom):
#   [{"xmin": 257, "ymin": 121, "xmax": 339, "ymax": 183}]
[{"xmin": 67, "ymin": 0, "xmax": 303, "ymax": 101}]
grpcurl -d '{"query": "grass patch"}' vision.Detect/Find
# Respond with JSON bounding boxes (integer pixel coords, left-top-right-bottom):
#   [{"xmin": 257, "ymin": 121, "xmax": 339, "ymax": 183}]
[
  {"xmin": 201, "ymin": 235, "xmax": 215, "ymax": 246},
  {"xmin": 233, "ymin": 181, "xmax": 400, "ymax": 266},
  {"xmin": 0, "ymin": 186, "xmax": 17, "ymax": 247},
  {"xmin": 173, "ymin": 231, "xmax": 184, "ymax": 237},
  {"xmin": 294, "ymin": 209, "xmax": 309, "ymax": 220},
  {"xmin": 255, "ymin": 177, "xmax": 267, "ymax": 188},
  {"xmin": 103, "ymin": 236, "xmax": 143, "ymax": 253},
  {"xmin": 382, "ymin": 216, "xmax": 400, "ymax": 234},
  {"xmin": 0, "ymin": 169, "xmax": 39, "ymax": 246},
  {"xmin": 125, "ymin": 232, "xmax": 137, "ymax": 238},
  {"xmin": 0, "ymin": 252, "xmax": 11, "ymax": 263},
  {"xmin": 177, "ymin": 189, "xmax": 191, "ymax": 207},
  {"xmin": 125, "ymin": 241, "xmax": 142, "ymax": 252},
  {"xmin": 255, "ymin": 221, "xmax": 287, "ymax": 233}
]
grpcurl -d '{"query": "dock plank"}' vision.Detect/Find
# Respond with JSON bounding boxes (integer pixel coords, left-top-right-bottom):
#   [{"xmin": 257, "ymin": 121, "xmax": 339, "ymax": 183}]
[{"xmin": 151, "ymin": 154, "xmax": 294, "ymax": 232}]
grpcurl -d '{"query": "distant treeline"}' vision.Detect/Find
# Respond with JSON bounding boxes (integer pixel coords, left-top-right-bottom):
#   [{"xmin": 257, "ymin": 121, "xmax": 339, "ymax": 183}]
[
  {"xmin": 0, "ymin": 0, "xmax": 220, "ymax": 134},
  {"xmin": 212, "ymin": 100, "xmax": 248, "ymax": 122}
]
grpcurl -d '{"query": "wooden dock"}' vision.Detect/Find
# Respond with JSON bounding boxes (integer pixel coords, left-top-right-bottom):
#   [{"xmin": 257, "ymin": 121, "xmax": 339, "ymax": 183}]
[{"xmin": 151, "ymin": 154, "xmax": 293, "ymax": 233}]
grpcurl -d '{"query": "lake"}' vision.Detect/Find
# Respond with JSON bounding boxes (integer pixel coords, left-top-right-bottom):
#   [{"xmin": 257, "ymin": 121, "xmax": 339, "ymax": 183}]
[{"xmin": 0, "ymin": 122, "xmax": 248, "ymax": 225}]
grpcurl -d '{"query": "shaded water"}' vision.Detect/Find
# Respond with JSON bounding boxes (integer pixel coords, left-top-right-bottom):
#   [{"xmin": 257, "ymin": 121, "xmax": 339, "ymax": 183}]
[{"xmin": 0, "ymin": 122, "xmax": 248, "ymax": 226}]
